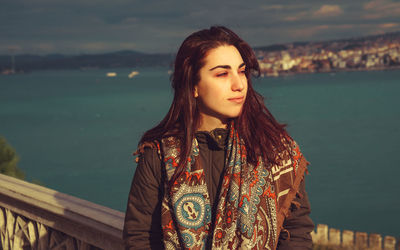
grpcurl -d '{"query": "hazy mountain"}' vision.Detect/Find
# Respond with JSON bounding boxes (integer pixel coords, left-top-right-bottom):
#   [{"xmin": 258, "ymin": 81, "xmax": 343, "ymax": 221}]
[
  {"xmin": 1, "ymin": 31, "xmax": 399, "ymax": 72},
  {"xmin": 0, "ymin": 50, "xmax": 174, "ymax": 72}
]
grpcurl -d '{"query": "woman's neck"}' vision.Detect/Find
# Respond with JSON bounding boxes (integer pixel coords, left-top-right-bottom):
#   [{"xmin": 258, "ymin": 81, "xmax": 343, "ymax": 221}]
[{"xmin": 196, "ymin": 114, "xmax": 228, "ymax": 132}]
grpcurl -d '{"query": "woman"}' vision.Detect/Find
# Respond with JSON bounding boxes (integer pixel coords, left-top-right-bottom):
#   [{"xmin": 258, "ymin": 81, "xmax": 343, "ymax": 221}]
[{"xmin": 123, "ymin": 26, "xmax": 314, "ymax": 249}]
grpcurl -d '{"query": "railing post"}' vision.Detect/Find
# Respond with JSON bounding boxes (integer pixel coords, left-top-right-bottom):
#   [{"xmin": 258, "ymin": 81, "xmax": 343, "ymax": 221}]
[
  {"xmin": 355, "ymin": 231, "xmax": 369, "ymax": 249},
  {"xmin": 383, "ymin": 236, "xmax": 396, "ymax": 250},
  {"xmin": 342, "ymin": 230, "xmax": 355, "ymax": 248},
  {"xmin": 369, "ymin": 233, "xmax": 382, "ymax": 250},
  {"xmin": 312, "ymin": 224, "xmax": 329, "ymax": 245},
  {"xmin": 329, "ymin": 228, "xmax": 341, "ymax": 246}
]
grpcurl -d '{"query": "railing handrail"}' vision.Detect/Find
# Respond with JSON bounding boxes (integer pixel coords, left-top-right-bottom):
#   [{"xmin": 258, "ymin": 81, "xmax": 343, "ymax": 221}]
[{"xmin": 0, "ymin": 173, "xmax": 125, "ymax": 249}]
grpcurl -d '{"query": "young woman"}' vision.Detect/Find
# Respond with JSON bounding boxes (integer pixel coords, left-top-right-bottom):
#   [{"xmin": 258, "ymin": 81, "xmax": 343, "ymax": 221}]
[{"xmin": 123, "ymin": 26, "xmax": 314, "ymax": 249}]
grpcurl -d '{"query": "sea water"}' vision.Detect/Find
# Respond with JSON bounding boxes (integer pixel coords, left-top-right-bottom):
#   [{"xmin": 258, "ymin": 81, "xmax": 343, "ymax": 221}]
[{"xmin": 0, "ymin": 68, "xmax": 399, "ymax": 237}]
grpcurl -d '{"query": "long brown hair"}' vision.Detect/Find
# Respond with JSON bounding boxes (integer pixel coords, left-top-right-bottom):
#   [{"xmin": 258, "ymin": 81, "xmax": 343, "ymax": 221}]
[{"xmin": 140, "ymin": 26, "xmax": 289, "ymax": 182}]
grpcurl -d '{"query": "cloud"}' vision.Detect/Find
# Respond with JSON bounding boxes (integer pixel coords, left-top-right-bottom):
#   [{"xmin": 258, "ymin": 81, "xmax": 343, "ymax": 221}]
[
  {"xmin": 283, "ymin": 11, "xmax": 308, "ymax": 22},
  {"xmin": 287, "ymin": 23, "xmax": 356, "ymax": 41},
  {"xmin": 0, "ymin": 45, "xmax": 23, "ymax": 53},
  {"xmin": 35, "ymin": 43, "xmax": 56, "ymax": 52},
  {"xmin": 366, "ymin": 22, "xmax": 400, "ymax": 35},
  {"xmin": 78, "ymin": 42, "xmax": 110, "ymax": 51},
  {"xmin": 286, "ymin": 21, "xmax": 399, "ymax": 43},
  {"xmin": 0, "ymin": 1, "xmax": 397, "ymax": 54},
  {"xmin": 374, "ymin": 22, "xmax": 400, "ymax": 35},
  {"xmin": 261, "ymin": 5, "xmax": 284, "ymax": 11},
  {"xmin": 379, "ymin": 23, "xmax": 399, "ymax": 29},
  {"xmin": 293, "ymin": 25, "xmax": 330, "ymax": 37},
  {"xmin": 120, "ymin": 17, "xmax": 138, "ymax": 24},
  {"xmin": 76, "ymin": 42, "xmax": 137, "ymax": 53},
  {"xmin": 313, "ymin": 5, "xmax": 344, "ymax": 17},
  {"xmin": 363, "ymin": 0, "xmax": 400, "ymax": 19},
  {"xmin": 283, "ymin": 4, "xmax": 344, "ymax": 21}
]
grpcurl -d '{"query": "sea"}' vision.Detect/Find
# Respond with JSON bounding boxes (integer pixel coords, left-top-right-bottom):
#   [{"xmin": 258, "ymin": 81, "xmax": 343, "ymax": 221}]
[{"xmin": 0, "ymin": 68, "xmax": 399, "ymax": 237}]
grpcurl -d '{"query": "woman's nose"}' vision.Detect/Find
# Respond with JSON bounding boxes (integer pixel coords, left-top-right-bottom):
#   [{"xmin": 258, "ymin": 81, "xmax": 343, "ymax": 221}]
[{"xmin": 231, "ymin": 74, "xmax": 245, "ymax": 91}]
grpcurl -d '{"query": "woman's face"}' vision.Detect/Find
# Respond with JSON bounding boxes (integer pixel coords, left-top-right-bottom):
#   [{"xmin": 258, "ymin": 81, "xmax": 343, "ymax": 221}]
[{"xmin": 194, "ymin": 45, "xmax": 248, "ymax": 130}]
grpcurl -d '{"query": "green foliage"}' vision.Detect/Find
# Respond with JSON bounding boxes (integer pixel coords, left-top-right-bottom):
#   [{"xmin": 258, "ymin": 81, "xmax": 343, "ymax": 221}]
[{"xmin": 0, "ymin": 136, "xmax": 25, "ymax": 180}]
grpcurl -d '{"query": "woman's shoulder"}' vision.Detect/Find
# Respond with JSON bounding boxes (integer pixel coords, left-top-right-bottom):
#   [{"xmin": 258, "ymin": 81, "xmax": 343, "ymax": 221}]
[
  {"xmin": 132, "ymin": 135, "xmax": 161, "ymax": 164},
  {"xmin": 279, "ymin": 134, "xmax": 302, "ymax": 155},
  {"xmin": 134, "ymin": 141, "xmax": 163, "ymax": 185},
  {"xmin": 274, "ymin": 134, "xmax": 308, "ymax": 169}
]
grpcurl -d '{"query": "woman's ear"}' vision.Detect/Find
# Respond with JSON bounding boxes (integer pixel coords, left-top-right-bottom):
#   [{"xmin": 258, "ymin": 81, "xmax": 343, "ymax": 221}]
[{"xmin": 194, "ymin": 86, "xmax": 199, "ymax": 98}]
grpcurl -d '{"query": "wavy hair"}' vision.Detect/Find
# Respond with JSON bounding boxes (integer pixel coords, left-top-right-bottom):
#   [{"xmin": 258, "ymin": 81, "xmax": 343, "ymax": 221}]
[{"xmin": 140, "ymin": 26, "xmax": 289, "ymax": 182}]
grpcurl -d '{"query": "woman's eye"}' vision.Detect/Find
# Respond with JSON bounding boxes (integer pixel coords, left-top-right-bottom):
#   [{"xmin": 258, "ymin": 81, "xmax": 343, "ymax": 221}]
[
  {"xmin": 216, "ymin": 72, "xmax": 228, "ymax": 77},
  {"xmin": 239, "ymin": 69, "xmax": 246, "ymax": 74}
]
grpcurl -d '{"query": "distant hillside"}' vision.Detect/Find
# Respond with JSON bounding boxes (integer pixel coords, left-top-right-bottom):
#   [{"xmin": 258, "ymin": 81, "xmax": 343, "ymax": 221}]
[
  {"xmin": 2, "ymin": 31, "xmax": 400, "ymax": 72},
  {"xmin": 0, "ymin": 50, "xmax": 174, "ymax": 72},
  {"xmin": 254, "ymin": 30, "xmax": 400, "ymax": 77},
  {"xmin": 254, "ymin": 31, "xmax": 400, "ymax": 53}
]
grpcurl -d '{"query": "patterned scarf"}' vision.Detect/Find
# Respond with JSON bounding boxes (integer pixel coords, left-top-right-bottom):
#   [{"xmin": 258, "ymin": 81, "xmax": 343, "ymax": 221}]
[{"xmin": 157, "ymin": 122, "xmax": 307, "ymax": 249}]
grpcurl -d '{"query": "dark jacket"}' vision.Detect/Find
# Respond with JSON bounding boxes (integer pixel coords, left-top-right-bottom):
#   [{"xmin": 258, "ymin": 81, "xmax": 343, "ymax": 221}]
[{"xmin": 123, "ymin": 129, "xmax": 314, "ymax": 249}]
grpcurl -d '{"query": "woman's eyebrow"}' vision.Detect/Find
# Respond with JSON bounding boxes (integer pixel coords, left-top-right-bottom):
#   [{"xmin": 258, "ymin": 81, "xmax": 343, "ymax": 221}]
[
  {"xmin": 209, "ymin": 65, "xmax": 231, "ymax": 71},
  {"xmin": 209, "ymin": 62, "xmax": 245, "ymax": 71}
]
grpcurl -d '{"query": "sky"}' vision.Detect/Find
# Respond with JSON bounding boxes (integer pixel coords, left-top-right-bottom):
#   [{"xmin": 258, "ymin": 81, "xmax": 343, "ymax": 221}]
[{"xmin": 1, "ymin": 0, "xmax": 400, "ymax": 55}]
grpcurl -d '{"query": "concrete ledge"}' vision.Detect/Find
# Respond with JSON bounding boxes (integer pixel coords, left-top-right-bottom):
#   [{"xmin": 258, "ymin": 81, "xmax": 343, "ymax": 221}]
[{"xmin": 0, "ymin": 174, "xmax": 124, "ymax": 249}]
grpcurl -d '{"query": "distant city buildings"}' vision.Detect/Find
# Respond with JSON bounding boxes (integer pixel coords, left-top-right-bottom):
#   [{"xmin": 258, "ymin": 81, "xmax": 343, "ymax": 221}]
[
  {"xmin": 255, "ymin": 33, "xmax": 400, "ymax": 77},
  {"xmin": 1, "ymin": 32, "xmax": 400, "ymax": 76}
]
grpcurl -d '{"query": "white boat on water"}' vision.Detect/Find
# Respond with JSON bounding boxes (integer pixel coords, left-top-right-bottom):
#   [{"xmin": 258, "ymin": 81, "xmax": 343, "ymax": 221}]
[
  {"xmin": 128, "ymin": 71, "xmax": 139, "ymax": 78},
  {"xmin": 106, "ymin": 72, "xmax": 117, "ymax": 77}
]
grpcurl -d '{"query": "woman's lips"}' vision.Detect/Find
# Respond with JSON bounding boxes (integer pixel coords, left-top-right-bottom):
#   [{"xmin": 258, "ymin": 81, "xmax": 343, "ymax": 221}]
[{"xmin": 228, "ymin": 96, "xmax": 244, "ymax": 104}]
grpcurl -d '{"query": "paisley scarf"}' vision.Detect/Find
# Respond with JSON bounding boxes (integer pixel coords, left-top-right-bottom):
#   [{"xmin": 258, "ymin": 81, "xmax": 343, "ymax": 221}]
[{"xmin": 156, "ymin": 122, "xmax": 307, "ymax": 249}]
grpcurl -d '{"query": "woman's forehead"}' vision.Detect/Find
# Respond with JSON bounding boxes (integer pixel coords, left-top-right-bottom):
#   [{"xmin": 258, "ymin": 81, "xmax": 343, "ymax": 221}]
[{"xmin": 203, "ymin": 45, "xmax": 244, "ymax": 69}]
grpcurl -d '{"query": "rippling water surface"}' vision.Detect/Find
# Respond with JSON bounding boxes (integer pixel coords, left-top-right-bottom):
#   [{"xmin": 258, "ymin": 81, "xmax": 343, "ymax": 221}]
[{"xmin": 1, "ymin": 68, "xmax": 399, "ymax": 236}]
